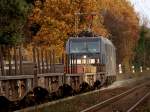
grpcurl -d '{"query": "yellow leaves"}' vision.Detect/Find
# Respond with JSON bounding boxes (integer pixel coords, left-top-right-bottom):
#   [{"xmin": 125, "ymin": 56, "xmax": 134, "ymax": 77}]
[
  {"xmin": 97, "ymin": 0, "xmax": 139, "ymax": 66},
  {"xmin": 93, "ymin": 25, "xmax": 109, "ymax": 37},
  {"xmin": 83, "ymin": 0, "xmax": 98, "ymax": 12},
  {"xmin": 26, "ymin": 0, "xmax": 140, "ymax": 65},
  {"xmin": 29, "ymin": 8, "xmax": 41, "ymax": 22}
]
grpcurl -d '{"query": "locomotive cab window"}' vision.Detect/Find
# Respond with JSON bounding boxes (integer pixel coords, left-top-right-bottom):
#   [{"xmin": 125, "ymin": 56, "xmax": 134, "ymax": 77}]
[
  {"xmin": 87, "ymin": 40, "xmax": 100, "ymax": 52},
  {"xmin": 70, "ymin": 38, "xmax": 100, "ymax": 53},
  {"xmin": 70, "ymin": 40, "xmax": 86, "ymax": 53}
]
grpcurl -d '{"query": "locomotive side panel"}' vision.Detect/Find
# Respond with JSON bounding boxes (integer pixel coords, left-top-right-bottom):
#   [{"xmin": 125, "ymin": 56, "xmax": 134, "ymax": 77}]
[
  {"xmin": 65, "ymin": 35, "xmax": 116, "ymax": 86},
  {"xmin": 101, "ymin": 38, "xmax": 116, "ymax": 77}
]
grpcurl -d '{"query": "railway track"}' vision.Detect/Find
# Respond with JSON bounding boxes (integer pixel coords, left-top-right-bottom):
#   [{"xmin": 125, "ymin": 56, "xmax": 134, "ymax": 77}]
[
  {"xmin": 81, "ymin": 81, "xmax": 150, "ymax": 112},
  {"xmin": 127, "ymin": 91, "xmax": 150, "ymax": 112}
]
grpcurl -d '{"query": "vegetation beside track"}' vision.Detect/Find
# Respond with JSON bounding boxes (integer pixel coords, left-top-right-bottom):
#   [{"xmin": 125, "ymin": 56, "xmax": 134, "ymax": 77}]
[
  {"xmin": 18, "ymin": 74, "xmax": 150, "ymax": 112},
  {"xmin": 116, "ymin": 70, "xmax": 150, "ymax": 80},
  {"xmin": 21, "ymin": 87, "xmax": 127, "ymax": 112}
]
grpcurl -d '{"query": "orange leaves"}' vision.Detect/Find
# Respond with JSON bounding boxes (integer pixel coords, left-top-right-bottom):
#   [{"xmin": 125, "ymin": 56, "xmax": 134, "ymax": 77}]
[
  {"xmin": 98, "ymin": 0, "xmax": 140, "ymax": 67},
  {"xmin": 26, "ymin": 0, "xmax": 140, "ymax": 65}
]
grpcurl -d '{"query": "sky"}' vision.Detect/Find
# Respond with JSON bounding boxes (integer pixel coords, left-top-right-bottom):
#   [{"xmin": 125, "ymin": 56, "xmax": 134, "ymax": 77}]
[{"xmin": 129, "ymin": 0, "xmax": 150, "ymax": 25}]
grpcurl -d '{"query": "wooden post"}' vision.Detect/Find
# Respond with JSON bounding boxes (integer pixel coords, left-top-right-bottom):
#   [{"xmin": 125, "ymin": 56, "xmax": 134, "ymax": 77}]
[
  {"xmin": 0, "ymin": 46, "xmax": 5, "ymax": 76},
  {"xmin": 37, "ymin": 48, "xmax": 41, "ymax": 74},
  {"xmin": 14, "ymin": 46, "xmax": 18, "ymax": 75},
  {"xmin": 49, "ymin": 51, "xmax": 52, "ymax": 73},
  {"xmin": 33, "ymin": 47, "xmax": 38, "ymax": 87},
  {"xmin": 52, "ymin": 50, "xmax": 55, "ymax": 72},
  {"xmin": 45, "ymin": 50, "xmax": 49, "ymax": 73},
  {"xmin": 61, "ymin": 53, "xmax": 64, "ymax": 64},
  {"xmin": 41, "ymin": 48, "xmax": 45, "ymax": 73},
  {"xmin": 8, "ymin": 46, "xmax": 12, "ymax": 76},
  {"xmin": 19, "ymin": 46, "xmax": 23, "ymax": 75}
]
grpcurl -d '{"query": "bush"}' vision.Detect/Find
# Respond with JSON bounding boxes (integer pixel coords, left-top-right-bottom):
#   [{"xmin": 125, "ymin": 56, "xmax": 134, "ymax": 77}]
[
  {"xmin": 19, "ymin": 91, "xmax": 35, "ymax": 108},
  {"xmin": 33, "ymin": 86, "xmax": 49, "ymax": 103},
  {"xmin": 19, "ymin": 87, "xmax": 49, "ymax": 109},
  {"xmin": 57, "ymin": 84, "xmax": 74, "ymax": 98},
  {"xmin": 0, "ymin": 96, "xmax": 12, "ymax": 112},
  {"xmin": 79, "ymin": 82, "xmax": 91, "ymax": 93},
  {"xmin": 93, "ymin": 80, "xmax": 101, "ymax": 90}
]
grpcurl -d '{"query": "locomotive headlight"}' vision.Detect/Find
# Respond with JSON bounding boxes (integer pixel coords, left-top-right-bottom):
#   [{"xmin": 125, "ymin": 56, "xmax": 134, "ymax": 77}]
[
  {"xmin": 81, "ymin": 55, "xmax": 87, "ymax": 64},
  {"xmin": 83, "ymin": 55, "xmax": 87, "ymax": 59}
]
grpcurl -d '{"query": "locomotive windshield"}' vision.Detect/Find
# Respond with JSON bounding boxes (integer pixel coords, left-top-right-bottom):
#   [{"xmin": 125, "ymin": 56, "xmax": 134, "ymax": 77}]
[{"xmin": 70, "ymin": 38, "xmax": 100, "ymax": 53}]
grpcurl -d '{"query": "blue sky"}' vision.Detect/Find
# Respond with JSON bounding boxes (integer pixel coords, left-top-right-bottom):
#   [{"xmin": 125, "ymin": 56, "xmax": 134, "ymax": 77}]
[{"xmin": 129, "ymin": 0, "xmax": 150, "ymax": 24}]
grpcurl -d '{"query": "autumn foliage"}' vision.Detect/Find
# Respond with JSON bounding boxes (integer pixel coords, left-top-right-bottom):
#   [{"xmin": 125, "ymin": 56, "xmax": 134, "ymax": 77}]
[
  {"xmin": 26, "ymin": 0, "xmax": 139, "ymax": 68},
  {"xmin": 98, "ymin": 0, "xmax": 139, "ymax": 70}
]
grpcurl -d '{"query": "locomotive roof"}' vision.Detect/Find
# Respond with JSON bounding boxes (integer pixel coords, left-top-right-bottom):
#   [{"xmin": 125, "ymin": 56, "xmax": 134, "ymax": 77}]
[
  {"xmin": 67, "ymin": 30, "xmax": 115, "ymax": 48},
  {"xmin": 68, "ymin": 36, "xmax": 115, "ymax": 47}
]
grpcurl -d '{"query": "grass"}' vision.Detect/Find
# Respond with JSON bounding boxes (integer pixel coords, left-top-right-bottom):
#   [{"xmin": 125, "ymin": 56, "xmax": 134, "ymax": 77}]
[
  {"xmin": 21, "ymin": 90, "xmax": 102, "ymax": 112},
  {"xmin": 23, "ymin": 87, "xmax": 126, "ymax": 112},
  {"xmin": 20, "ymin": 71, "xmax": 150, "ymax": 112}
]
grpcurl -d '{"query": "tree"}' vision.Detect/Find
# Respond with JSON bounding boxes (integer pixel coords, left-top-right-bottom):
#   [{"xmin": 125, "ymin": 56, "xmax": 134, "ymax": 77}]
[
  {"xmin": 134, "ymin": 25, "xmax": 150, "ymax": 68},
  {"xmin": 27, "ymin": 0, "xmax": 106, "ymax": 55},
  {"xmin": 0, "ymin": 0, "xmax": 31, "ymax": 46},
  {"xmin": 26, "ymin": 0, "xmax": 140, "ymax": 68},
  {"xmin": 98, "ymin": 0, "xmax": 139, "ymax": 71}
]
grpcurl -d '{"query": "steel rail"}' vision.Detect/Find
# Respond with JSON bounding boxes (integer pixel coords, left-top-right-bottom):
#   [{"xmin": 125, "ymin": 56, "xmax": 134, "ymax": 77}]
[
  {"xmin": 80, "ymin": 81, "xmax": 149, "ymax": 112},
  {"xmin": 127, "ymin": 91, "xmax": 150, "ymax": 112}
]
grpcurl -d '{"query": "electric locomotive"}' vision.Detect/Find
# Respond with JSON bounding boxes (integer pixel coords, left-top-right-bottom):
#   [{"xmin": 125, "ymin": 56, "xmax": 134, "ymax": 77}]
[{"xmin": 66, "ymin": 31, "xmax": 116, "ymax": 85}]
